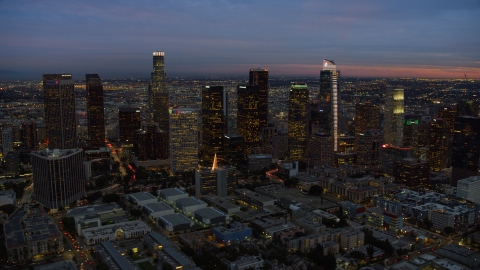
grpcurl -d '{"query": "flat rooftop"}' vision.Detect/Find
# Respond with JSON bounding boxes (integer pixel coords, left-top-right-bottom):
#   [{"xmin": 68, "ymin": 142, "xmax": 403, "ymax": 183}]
[
  {"xmin": 157, "ymin": 213, "xmax": 193, "ymax": 227},
  {"xmin": 128, "ymin": 192, "xmax": 158, "ymax": 202},
  {"xmin": 201, "ymin": 195, "xmax": 240, "ymax": 210},
  {"xmin": 175, "ymin": 197, "xmax": 207, "ymax": 208},
  {"xmin": 66, "ymin": 203, "xmax": 122, "ymax": 217},
  {"xmin": 159, "ymin": 188, "xmax": 188, "ymax": 197},
  {"xmin": 142, "ymin": 202, "xmax": 173, "ymax": 213},
  {"xmin": 194, "ymin": 207, "xmax": 227, "ymax": 219}
]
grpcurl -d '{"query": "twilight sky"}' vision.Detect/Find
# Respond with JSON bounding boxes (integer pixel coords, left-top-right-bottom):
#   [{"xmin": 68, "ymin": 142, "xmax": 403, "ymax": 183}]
[{"xmin": 1, "ymin": 0, "xmax": 479, "ymax": 79}]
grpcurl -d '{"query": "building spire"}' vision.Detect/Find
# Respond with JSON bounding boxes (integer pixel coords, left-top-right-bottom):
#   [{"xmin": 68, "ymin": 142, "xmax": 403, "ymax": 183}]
[{"xmin": 211, "ymin": 153, "xmax": 218, "ymax": 172}]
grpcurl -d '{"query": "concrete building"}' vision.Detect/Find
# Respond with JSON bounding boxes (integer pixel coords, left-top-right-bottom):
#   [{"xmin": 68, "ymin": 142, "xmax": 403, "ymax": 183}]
[
  {"xmin": 4, "ymin": 205, "xmax": 63, "ymax": 265},
  {"xmin": 174, "ymin": 197, "xmax": 208, "ymax": 216},
  {"xmin": 431, "ymin": 210, "xmax": 455, "ymax": 232},
  {"xmin": 234, "ymin": 188, "xmax": 275, "ymax": 208},
  {"xmin": 340, "ymin": 230, "xmax": 365, "ymax": 250},
  {"xmin": 82, "ymin": 220, "xmax": 151, "ymax": 246},
  {"xmin": 212, "ymin": 222, "xmax": 252, "ymax": 244},
  {"xmin": 229, "ymin": 255, "xmax": 264, "ymax": 270},
  {"xmin": 0, "ymin": 190, "xmax": 16, "ymax": 206},
  {"xmin": 201, "ymin": 195, "xmax": 241, "ymax": 215},
  {"xmin": 158, "ymin": 188, "xmax": 189, "ymax": 205},
  {"xmin": 156, "ymin": 213, "xmax": 194, "ymax": 232},
  {"xmin": 142, "ymin": 202, "xmax": 174, "ymax": 220},
  {"xmin": 393, "ymin": 158, "xmax": 430, "ymax": 188},
  {"xmin": 308, "ymin": 133, "xmax": 334, "ymax": 166},
  {"xmin": 194, "ymin": 207, "xmax": 229, "ymax": 227},
  {"xmin": 247, "ymin": 154, "xmax": 272, "ymax": 172},
  {"xmin": 456, "ymin": 176, "xmax": 480, "ymax": 204},
  {"xmin": 95, "ymin": 241, "xmax": 140, "ymax": 270},
  {"xmin": 143, "ymin": 231, "xmax": 197, "ymax": 269},
  {"xmin": 366, "ymin": 207, "xmax": 384, "ymax": 229},
  {"xmin": 278, "ymin": 161, "xmax": 299, "ymax": 178},
  {"xmin": 127, "ymin": 192, "xmax": 158, "ymax": 207},
  {"xmin": 31, "ymin": 148, "xmax": 85, "ymax": 209}
]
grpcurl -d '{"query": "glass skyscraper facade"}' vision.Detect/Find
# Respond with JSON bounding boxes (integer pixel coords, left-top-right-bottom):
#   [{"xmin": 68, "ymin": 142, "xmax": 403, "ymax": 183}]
[
  {"xmin": 170, "ymin": 108, "xmax": 199, "ymax": 173},
  {"xmin": 451, "ymin": 116, "xmax": 480, "ymax": 186},
  {"xmin": 249, "ymin": 68, "xmax": 269, "ymax": 133},
  {"xmin": 43, "ymin": 74, "xmax": 77, "ymax": 149},
  {"xmin": 201, "ymin": 86, "xmax": 226, "ymax": 165},
  {"xmin": 119, "ymin": 107, "xmax": 141, "ymax": 142},
  {"xmin": 86, "ymin": 73, "xmax": 105, "ymax": 149},
  {"xmin": 237, "ymin": 85, "xmax": 261, "ymax": 157},
  {"xmin": 288, "ymin": 82, "xmax": 309, "ymax": 160},
  {"xmin": 319, "ymin": 59, "xmax": 340, "ymax": 152},
  {"xmin": 384, "ymin": 87, "xmax": 404, "ymax": 146}
]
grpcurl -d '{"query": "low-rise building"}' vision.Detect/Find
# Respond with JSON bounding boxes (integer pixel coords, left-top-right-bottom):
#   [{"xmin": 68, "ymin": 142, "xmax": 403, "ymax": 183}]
[
  {"xmin": 340, "ymin": 231, "xmax": 365, "ymax": 250},
  {"xmin": 234, "ymin": 188, "xmax": 275, "ymax": 208},
  {"xmin": 0, "ymin": 190, "xmax": 16, "ymax": 206},
  {"xmin": 82, "ymin": 220, "xmax": 151, "ymax": 246},
  {"xmin": 431, "ymin": 210, "xmax": 455, "ymax": 232},
  {"xmin": 174, "ymin": 197, "xmax": 208, "ymax": 216},
  {"xmin": 158, "ymin": 188, "xmax": 189, "ymax": 205},
  {"xmin": 201, "ymin": 195, "xmax": 241, "ymax": 215},
  {"xmin": 4, "ymin": 205, "xmax": 63, "ymax": 265},
  {"xmin": 434, "ymin": 244, "xmax": 480, "ymax": 268},
  {"xmin": 278, "ymin": 161, "xmax": 299, "ymax": 178},
  {"xmin": 321, "ymin": 241, "xmax": 340, "ymax": 255},
  {"xmin": 366, "ymin": 207, "xmax": 384, "ymax": 228},
  {"xmin": 142, "ymin": 202, "xmax": 174, "ymax": 220},
  {"xmin": 456, "ymin": 176, "xmax": 480, "ymax": 204},
  {"xmin": 194, "ymin": 207, "xmax": 229, "ymax": 227},
  {"xmin": 247, "ymin": 154, "xmax": 272, "ymax": 172},
  {"xmin": 156, "ymin": 213, "xmax": 194, "ymax": 233},
  {"xmin": 95, "ymin": 241, "xmax": 140, "ymax": 270},
  {"xmin": 143, "ymin": 231, "xmax": 174, "ymax": 252},
  {"xmin": 212, "ymin": 222, "xmax": 252, "ymax": 244},
  {"xmin": 157, "ymin": 247, "xmax": 197, "ymax": 270},
  {"xmin": 229, "ymin": 255, "xmax": 264, "ymax": 270},
  {"xmin": 294, "ymin": 214, "xmax": 326, "ymax": 235},
  {"xmin": 127, "ymin": 192, "xmax": 158, "ymax": 207}
]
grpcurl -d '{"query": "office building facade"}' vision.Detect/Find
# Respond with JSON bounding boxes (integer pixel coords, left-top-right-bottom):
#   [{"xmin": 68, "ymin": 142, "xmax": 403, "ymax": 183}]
[
  {"xmin": 86, "ymin": 74, "xmax": 106, "ymax": 148},
  {"xmin": 21, "ymin": 121, "xmax": 37, "ymax": 150},
  {"xmin": 202, "ymin": 86, "xmax": 226, "ymax": 165},
  {"xmin": 356, "ymin": 129, "xmax": 383, "ymax": 171},
  {"xmin": 31, "ymin": 149, "xmax": 85, "ymax": 209},
  {"xmin": 428, "ymin": 118, "xmax": 449, "ymax": 172},
  {"xmin": 451, "ymin": 116, "xmax": 480, "ymax": 186},
  {"xmin": 43, "ymin": 74, "xmax": 77, "ymax": 149},
  {"xmin": 119, "ymin": 107, "xmax": 141, "ymax": 142},
  {"xmin": 288, "ymin": 83, "xmax": 309, "ymax": 160},
  {"xmin": 319, "ymin": 59, "xmax": 340, "ymax": 152},
  {"xmin": 170, "ymin": 108, "xmax": 199, "ymax": 173},
  {"xmin": 249, "ymin": 68, "xmax": 269, "ymax": 134},
  {"xmin": 384, "ymin": 87, "xmax": 404, "ymax": 146},
  {"xmin": 354, "ymin": 102, "xmax": 380, "ymax": 144},
  {"xmin": 237, "ymin": 85, "xmax": 261, "ymax": 156}
]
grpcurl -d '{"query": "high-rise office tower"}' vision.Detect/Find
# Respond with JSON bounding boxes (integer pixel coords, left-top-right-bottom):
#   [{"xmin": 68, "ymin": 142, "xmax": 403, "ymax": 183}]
[
  {"xmin": 2, "ymin": 127, "xmax": 13, "ymax": 155},
  {"xmin": 356, "ymin": 129, "xmax": 383, "ymax": 171},
  {"xmin": 393, "ymin": 158, "xmax": 430, "ymax": 188},
  {"xmin": 148, "ymin": 51, "xmax": 169, "ymax": 160},
  {"xmin": 288, "ymin": 82, "xmax": 309, "ymax": 160},
  {"xmin": 249, "ymin": 68, "xmax": 269, "ymax": 133},
  {"xmin": 451, "ymin": 116, "xmax": 480, "ymax": 186},
  {"xmin": 86, "ymin": 74, "xmax": 105, "ymax": 148},
  {"xmin": 355, "ymin": 102, "xmax": 380, "ymax": 146},
  {"xmin": 195, "ymin": 156, "xmax": 236, "ymax": 198},
  {"xmin": 134, "ymin": 130, "xmax": 148, "ymax": 161},
  {"xmin": 224, "ymin": 134, "xmax": 244, "ymax": 167},
  {"xmin": 457, "ymin": 100, "xmax": 479, "ymax": 117},
  {"xmin": 438, "ymin": 106, "xmax": 457, "ymax": 139},
  {"xmin": 319, "ymin": 59, "xmax": 340, "ymax": 152},
  {"xmin": 43, "ymin": 74, "xmax": 77, "ymax": 149},
  {"xmin": 384, "ymin": 87, "xmax": 404, "ymax": 146},
  {"xmin": 402, "ymin": 114, "xmax": 422, "ymax": 148},
  {"xmin": 119, "ymin": 107, "xmax": 141, "ymax": 142},
  {"xmin": 144, "ymin": 122, "xmax": 160, "ymax": 160},
  {"xmin": 308, "ymin": 133, "xmax": 333, "ymax": 166},
  {"xmin": 201, "ymin": 86, "xmax": 226, "ymax": 165},
  {"xmin": 237, "ymin": 85, "xmax": 261, "ymax": 156},
  {"xmin": 31, "ymin": 148, "xmax": 85, "ymax": 209},
  {"xmin": 427, "ymin": 118, "xmax": 448, "ymax": 172},
  {"xmin": 381, "ymin": 144, "xmax": 413, "ymax": 174},
  {"xmin": 261, "ymin": 125, "xmax": 277, "ymax": 148},
  {"xmin": 21, "ymin": 121, "xmax": 37, "ymax": 150},
  {"xmin": 170, "ymin": 108, "xmax": 199, "ymax": 173}
]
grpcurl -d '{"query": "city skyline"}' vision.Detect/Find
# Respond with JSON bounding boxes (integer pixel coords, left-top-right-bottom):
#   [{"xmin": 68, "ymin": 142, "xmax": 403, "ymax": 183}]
[{"xmin": 1, "ymin": 1, "xmax": 479, "ymax": 80}]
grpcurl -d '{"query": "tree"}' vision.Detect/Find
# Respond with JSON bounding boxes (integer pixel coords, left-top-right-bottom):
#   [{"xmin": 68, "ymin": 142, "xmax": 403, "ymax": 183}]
[
  {"xmin": 284, "ymin": 177, "xmax": 299, "ymax": 187},
  {"xmin": 423, "ymin": 218, "xmax": 433, "ymax": 230},
  {"xmin": 309, "ymin": 185, "xmax": 323, "ymax": 196},
  {"xmin": 444, "ymin": 226, "xmax": 454, "ymax": 235},
  {"xmin": 0, "ymin": 204, "xmax": 17, "ymax": 216},
  {"xmin": 350, "ymin": 251, "xmax": 365, "ymax": 260},
  {"xmin": 62, "ymin": 217, "xmax": 77, "ymax": 235},
  {"xmin": 130, "ymin": 209, "xmax": 142, "ymax": 217},
  {"xmin": 324, "ymin": 251, "xmax": 337, "ymax": 270}
]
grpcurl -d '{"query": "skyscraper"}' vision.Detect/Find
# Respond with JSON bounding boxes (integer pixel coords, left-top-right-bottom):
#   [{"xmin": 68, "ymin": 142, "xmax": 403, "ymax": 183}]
[
  {"xmin": 224, "ymin": 134, "xmax": 244, "ymax": 167},
  {"xmin": 31, "ymin": 148, "xmax": 85, "ymax": 209},
  {"xmin": 21, "ymin": 121, "xmax": 37, "ymax": 150},
  {"xmin": 427, "ymin": 118, "xmax": 448, "ymax": 172},
  {"xmin": 249, "ymin": 68, "xmax": 269, "ymax": 133},
  {"xmin": 119, "ymin": 107, "xmax": 141, "ymax": 142},
  {"xmin": 319, "ymin": 59, "xmax": 340, "ymax": 152},
  {"xmin": 43, "ymin": 74, "xmax": 77, "ymax": 149},
  {"xmin": 288, "ymin": 82, "xmax": 309, "ymax": 160},
  {"xmin": 355, "ymin": 102, "xmax": 380, "ymax": 147},
  {"xmin": 438, "ymin": 106, "xmax": 457, "ymax": 139},
  {"xmin": 201, "ymin": 86, "xmax": 226, "ymax": 165},
  {"xmin": 402, "ymin": 114, "xmax": 422, "ymax": 148},
  {"xmin": 451, "ymin": 116, "xmax": 480, "ymax": 186},
  {"xmin": 170, "ymin": 108, "xmax": 199, "ymax": 173},
  {"xmin": 86, "ymin": 74, "xmax": 105, "ymax": 148},
  {"xmin": 195, "ymin": 156, "xmax": 236, "ymax": 198},
  {"xmin": 148, "ymin": 51, "xmax": 169, "ymax": 159},
  {"xmin": 356, "ymin": 129, "xmax": 383, "ymax": 171},
  {"xmin": 237, "ymin": 85, "xmax": 261, "ymax": 156},
  {"xmin": 384, "ymin": 87, "xmax": 404, "ymax": 146}
]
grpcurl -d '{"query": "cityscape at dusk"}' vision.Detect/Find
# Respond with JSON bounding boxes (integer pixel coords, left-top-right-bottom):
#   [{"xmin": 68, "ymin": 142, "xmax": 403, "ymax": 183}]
[
  {"xmin": 2, "ymin": 1, "xmax": 480, "ymax": 270},
  {"xmin": 1, "ymin": 0, "xmax": 480, "ymax": 79}
]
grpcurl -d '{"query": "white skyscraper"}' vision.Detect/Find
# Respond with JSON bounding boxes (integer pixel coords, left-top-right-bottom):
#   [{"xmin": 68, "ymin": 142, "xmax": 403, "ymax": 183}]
[{"xmin": 320, "ymin": 59, "xmax": 340, "ymax": 152}]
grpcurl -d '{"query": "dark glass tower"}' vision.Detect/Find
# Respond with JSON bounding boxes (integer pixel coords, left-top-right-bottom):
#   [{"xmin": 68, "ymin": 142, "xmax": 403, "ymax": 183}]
[
  {"xmin": 319, "ymin": 60, "xmax": 340, "ymax": 152},
  {"xmin": 249, "ymin": 68, "xmax": 269, "ymax": 133},
  {"xmin": 21, "ymin": 121, "xmax": 37, "ymax": 150},
  {"xmin": 201, "ymin": 86, "xmax": 226, "ymax": 165},
  {"xmin": 451, "ymin": 116, "xmax": 480, "ymax": 186},
  {"xmin": 86, "ymin": 74, "xmax": 105, "ymax": 148},
  {"xmin": 148, "ymin": 52, "xmax": 169, "ymax": 132},
  {"xmin": 427, "ymin": 118, "xmax": 448, "ymax": 172},
  {"xmin": 288, "ymin": 82, "xmax": 309, "ymax": 160},
  {"xmin": 42, "ymin": 74, "xmax": 77, "ymax": 149},
  {"xmin": 237, "ymin": 85, "xmax": 261, "ymax": 157},
  {"xmin": 119, "ymin": 108, "xmax": 141, "ymax": 142}
]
